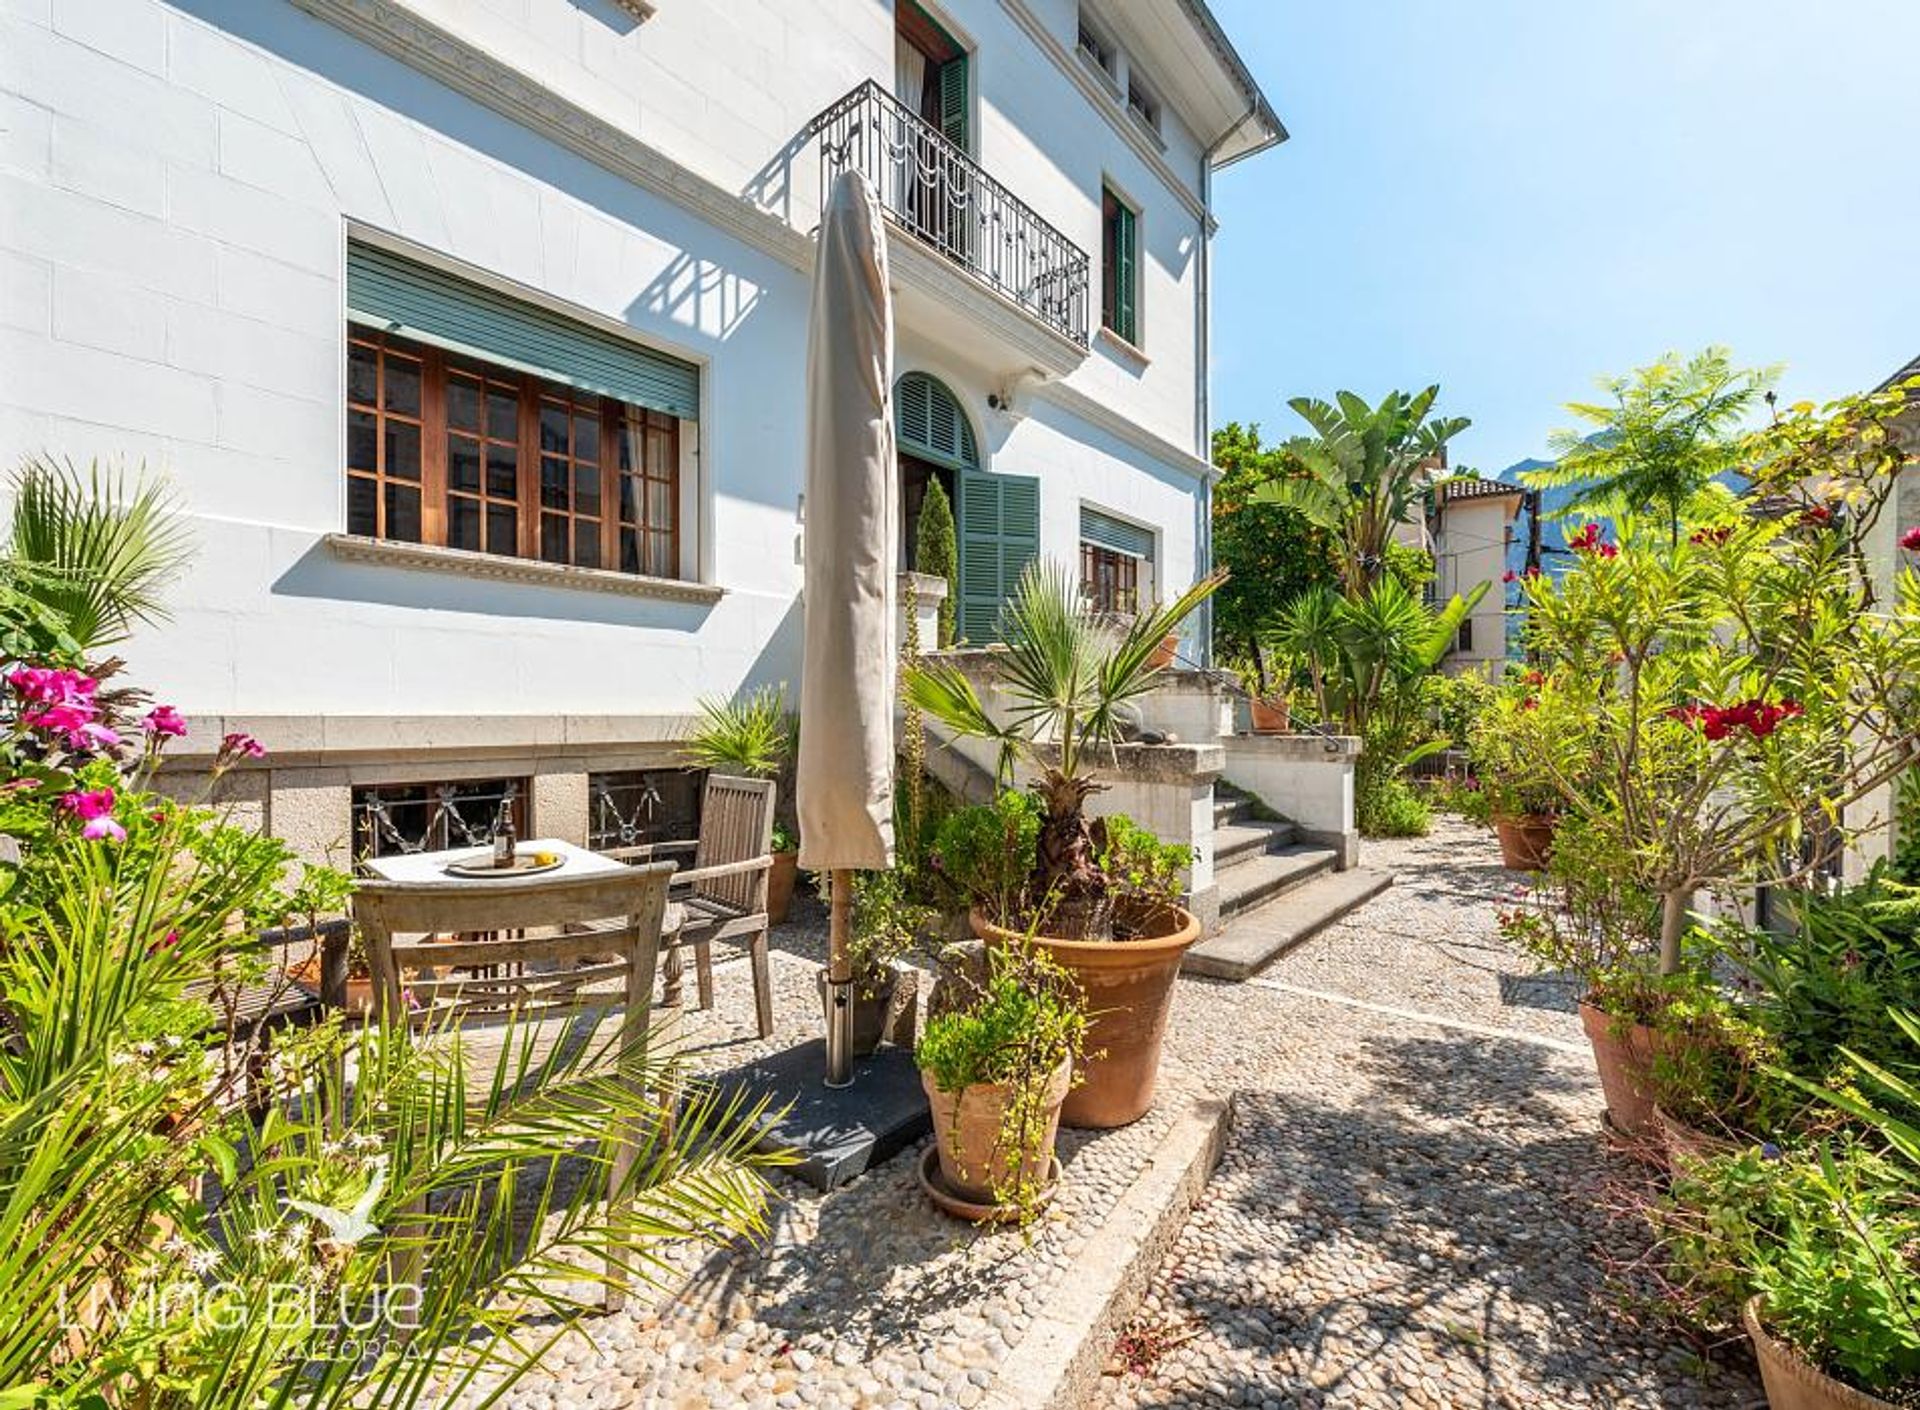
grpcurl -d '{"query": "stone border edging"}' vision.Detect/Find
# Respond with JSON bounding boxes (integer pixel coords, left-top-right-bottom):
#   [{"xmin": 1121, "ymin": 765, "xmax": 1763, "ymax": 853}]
[{"xmin": 982, "ymin": 1091, "xmax": 1233, "ymax": 1410}]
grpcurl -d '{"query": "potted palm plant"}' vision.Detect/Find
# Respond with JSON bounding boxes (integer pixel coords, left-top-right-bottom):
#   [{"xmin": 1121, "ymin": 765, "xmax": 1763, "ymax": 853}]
[
  {"xmin": 904, "ymin": 559, "xmax": 1222, "ymax": 1128},
  {"xmin": 683, "ymin": 684, "xmax": 800, "ymax": 922},
  {"xmin": 914, "ymin": 944, "xmax": 1087, "ymax": 1224}
]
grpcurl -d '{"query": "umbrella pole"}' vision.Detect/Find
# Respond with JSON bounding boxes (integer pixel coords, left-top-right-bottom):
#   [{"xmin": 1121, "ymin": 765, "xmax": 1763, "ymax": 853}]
[{"xmin": 824, "ymin": 867, "xmax": 854, "ymax": 1087}]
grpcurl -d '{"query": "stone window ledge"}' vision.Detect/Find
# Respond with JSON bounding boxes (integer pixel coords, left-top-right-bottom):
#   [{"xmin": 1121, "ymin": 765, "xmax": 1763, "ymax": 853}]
[{"xmin": 323, "ymin": 534, "xmax": 725, "ymax": 605}]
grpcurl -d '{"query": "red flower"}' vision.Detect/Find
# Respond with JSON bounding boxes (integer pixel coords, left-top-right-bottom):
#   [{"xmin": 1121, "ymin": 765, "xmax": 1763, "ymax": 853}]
[
  {"xmin": 1689, "ymin": 526, "xmax": 1734, "ymax": 547},
  {"xmin": 1902, "ymin": 526, "xmax": 1920, "ymax": 553},
  {"xmin": 1519, "ymin": 697, "xmax": 1539, "ymax": 712},
  {"xmin": 1523, "ymin": 670, "xmax": 1544, "ymax": 687},
  {"xmin": 1502, "ymin": 569, "xmax": 1517, "ymax": 584},
  {"xmin": 1801, "ymin": 505, "xmax": 1833, "ymax": 527},
  {"xmin": 1568, "ymin": 523, "xmax": 1616, "ymax": 557}
]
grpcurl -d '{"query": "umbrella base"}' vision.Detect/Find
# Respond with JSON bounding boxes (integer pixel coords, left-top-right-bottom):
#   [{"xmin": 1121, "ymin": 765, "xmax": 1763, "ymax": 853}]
[{"xmin": 718, "ymin": 1039, "xmax": 931, "ymax": 1192}]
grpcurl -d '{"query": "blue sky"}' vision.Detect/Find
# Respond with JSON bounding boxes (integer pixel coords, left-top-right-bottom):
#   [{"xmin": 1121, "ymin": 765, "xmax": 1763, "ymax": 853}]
[{"xmin": 1206, "ymin": 0, "xmax": 1920, "ymax": 476}]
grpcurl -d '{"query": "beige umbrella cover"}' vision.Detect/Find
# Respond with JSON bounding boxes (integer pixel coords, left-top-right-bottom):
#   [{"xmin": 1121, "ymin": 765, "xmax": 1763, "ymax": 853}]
[{"xmin": 797, "ymin": 168, "xmax": 897, "ymax": 877}]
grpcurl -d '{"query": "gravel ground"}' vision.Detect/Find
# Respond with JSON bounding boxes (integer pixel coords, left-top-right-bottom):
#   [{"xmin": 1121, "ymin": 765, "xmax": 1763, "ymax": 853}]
[
  {"xmin": 449, "ymin": 821, "xmax": 1760, "ymax": 1408},
  {"xmin": 1094, "ymin": 818, "xmax": 1764, "ymax": 1410}
]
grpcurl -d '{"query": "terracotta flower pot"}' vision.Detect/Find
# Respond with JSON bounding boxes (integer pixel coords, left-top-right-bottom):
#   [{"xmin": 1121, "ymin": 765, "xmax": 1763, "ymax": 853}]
[
  {"xmin": 1744, "ymin": 1297, "xmax": 1899, "ymax": 1410},
  {"xmin": 1493, "ymin": 813, "xmax": 1557, "ymax": 871},
  {"xmin": 1655, "ymin": 1103, "xmax": 1743, "ymax": 1173},
  {"xmin": 1147, "ymin": 633, "xmax": 1180, "ymax": 670},
  {"xmin": 1580, "ymin": 999, "xmax": 1663, "ymax": 1142},
  {"xmin": 816, "ymin": 962, "xmax": 906, "ymax": 1058},
  {"xmin": 922, "ymin": 1057, "xmax": 1072, "ymax": 1209},
  {"xmin": 767, "ymin": 850, "xmax": 799, "ymax": 924},
  {"xmin": 1249, "ymin": 697, "xmax": 1290, "ymax": 735},
  {"xmin": 971, "ymin": 901, "xmax": 1202, "ymax": 1129},
  {"xmin": 290, "ymin": 954, "xmax": 377, "ymax": 1016}
]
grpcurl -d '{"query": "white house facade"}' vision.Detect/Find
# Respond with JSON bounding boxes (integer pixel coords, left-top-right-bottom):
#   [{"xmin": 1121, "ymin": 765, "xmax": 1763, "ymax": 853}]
[{"xmin": 0, "ymin": 0, "xmax": 1281, "ymax": 864}]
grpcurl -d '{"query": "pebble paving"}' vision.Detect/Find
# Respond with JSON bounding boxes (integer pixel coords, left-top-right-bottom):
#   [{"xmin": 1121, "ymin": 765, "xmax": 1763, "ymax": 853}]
[{"xmin": 456, "ymin": 819, "xmax": 1761, "ymax": 1408}]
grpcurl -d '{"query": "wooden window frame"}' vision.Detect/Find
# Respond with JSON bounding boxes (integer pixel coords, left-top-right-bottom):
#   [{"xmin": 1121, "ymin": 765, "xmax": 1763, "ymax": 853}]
[
  {"xmin": 345, "ymin": 328, "xmax": 680, "ymax": 580},
  {"xmin": 1100, "ymin": 187, "xmax": 1139, "ymax": 346},
  {"xmin": 1080, "ymin": 540, "xmax": 1140, "ymax": 617}
]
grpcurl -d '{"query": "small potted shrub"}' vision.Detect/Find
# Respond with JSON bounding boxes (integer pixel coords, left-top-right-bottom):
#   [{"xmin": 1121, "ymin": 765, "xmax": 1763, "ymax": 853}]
[
  {"xmin": 905, "ymin": 560, "xmax": 1220, "ymax": 1128},
  {"xmin": 1644, "ymin": 976, "xmax": 1795, "ymax": 1170},
  {"xmin": 1662, "ymin": 1140, "xmax": 1920, "ymax": 1409},
  {"xmin": 825, "ymin": 866, "xmax": 932, "ymax": 1056},
  {"xmin": 683, "ymin": 684, "xmax": 800, "ymax": 922},
  {"xmin": 914, "ymin": 945, "xmax": 1087, "ymax": 1224},
  {"xmin": 1470, "ymin": 685, "xmax": 1564, "ymax": 871}
]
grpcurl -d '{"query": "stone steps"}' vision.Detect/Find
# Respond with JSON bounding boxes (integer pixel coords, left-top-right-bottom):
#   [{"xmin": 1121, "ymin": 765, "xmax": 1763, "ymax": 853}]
[
  {"xmin": 1216, "ymin": 844, "xmax": 1337, "ymax": 920},
  {"xmin": 1185, "ymin": 866, "xmax": 1396, "ymax": 980},
  {"xmin": 1213, "ymin": 818, "xmax": 1296, "ymax": 868}
]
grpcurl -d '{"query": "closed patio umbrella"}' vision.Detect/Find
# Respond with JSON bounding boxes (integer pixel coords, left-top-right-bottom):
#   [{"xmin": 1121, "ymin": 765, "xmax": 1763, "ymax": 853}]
[{"xmin": 797, "ymin": 168, "xmax": 897, "ymax": 1087}]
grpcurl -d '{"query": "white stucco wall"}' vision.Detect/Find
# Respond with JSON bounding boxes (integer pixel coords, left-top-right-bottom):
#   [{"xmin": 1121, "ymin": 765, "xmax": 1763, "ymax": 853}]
[{"xmin": 0, "ymin": 0, "xmax": 1218, "ymax": 726}]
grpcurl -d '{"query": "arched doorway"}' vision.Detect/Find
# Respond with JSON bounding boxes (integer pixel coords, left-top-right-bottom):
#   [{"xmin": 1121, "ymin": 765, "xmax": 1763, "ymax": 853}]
[
  {"xmin": 894, "ymin": 370, "xmax": 974, "ymax": 574},
  {"xmin": 893, "ymin": 371, "xmax": 1037, "ymax": 643}
]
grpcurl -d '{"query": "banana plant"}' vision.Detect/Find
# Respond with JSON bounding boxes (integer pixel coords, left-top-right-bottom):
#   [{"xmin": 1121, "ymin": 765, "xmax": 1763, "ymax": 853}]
[{"xmin": 1249, "ymin": 387, "xmax": 1468, "ymax": 596}]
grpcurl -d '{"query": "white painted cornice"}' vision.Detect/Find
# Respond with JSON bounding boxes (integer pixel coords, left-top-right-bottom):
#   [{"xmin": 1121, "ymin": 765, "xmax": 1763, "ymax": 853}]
[
  {"xmin": 1034, "ymin": 381, "xmax": 1215, "ymax": 482},
  {"xmin": 289, "ymin": 0, "xmax": 812, "ymax": 272}
]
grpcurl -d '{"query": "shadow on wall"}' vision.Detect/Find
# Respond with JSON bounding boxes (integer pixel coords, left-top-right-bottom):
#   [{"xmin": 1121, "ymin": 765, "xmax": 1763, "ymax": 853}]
[
  {"xmin": 269, "ymin": 537, "xmax": 720, "ymax": 631},
  {"xmin": 736, "ymin": 590, "xmax": 803, "ymax": 697}
]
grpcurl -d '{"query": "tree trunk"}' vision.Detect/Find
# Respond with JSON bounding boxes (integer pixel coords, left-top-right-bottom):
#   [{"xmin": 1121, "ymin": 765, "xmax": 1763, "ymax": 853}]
[
  {"xmin": 1658, "ymin": 885, "xmax": 1692, "ymax": 975},
  {"xmin": 1031, "ymin": 772, "xmax": 1110, "ymax": 940}
]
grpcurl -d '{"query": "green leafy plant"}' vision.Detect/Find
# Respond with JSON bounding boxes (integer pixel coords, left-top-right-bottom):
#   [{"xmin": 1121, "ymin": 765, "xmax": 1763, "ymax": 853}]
[
  {"xmin": 1248, "ymin": 386, "xmax": 1469, "ymax": 597},
  {"xmin": 916, "ymin": 944, "xmax": 1087, "ymax": 1222},
  {"xmin": 1644, "ymin": 976, "xmax": 1798, "ymax": 1138},
  {"xmin": 903, "ymin": 558, "xmax": 1221, "ymax": 938},
  {"xmin": 9, "ymin": 455, "xmax": 190, "ymax": 652},
  {"xmin": 682, "ymin": 683, "xmax": 794, "ymax": 780},
  {"xmin": 1521, "ymin": 347, "xmax": 1775, "ymax": 543},
  {"xmin": 1356, "ymin": 771, "xmax": 1432, "ymax": 838},
  {"xmin": 915, "ymin": 479, "xmax": 959, "ymax": 649},
  {"xmin": 848, "ymin": 866, "xmax": 934, "ymax": 993}
]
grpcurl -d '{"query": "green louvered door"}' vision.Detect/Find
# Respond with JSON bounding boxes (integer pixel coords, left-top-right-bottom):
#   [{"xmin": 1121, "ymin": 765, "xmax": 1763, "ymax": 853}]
[
  {"xmin": 956, "ymin": 469, "xmax": 1039, "ymax": 643},
  {"xmin": 937, "ymin": 54, "xmax": 969, "ymax": 150}
]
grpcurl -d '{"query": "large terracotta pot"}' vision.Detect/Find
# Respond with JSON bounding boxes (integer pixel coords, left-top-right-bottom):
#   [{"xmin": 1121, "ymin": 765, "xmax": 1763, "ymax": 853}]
[
  {"xmin": 922, "ymin": 1057, "xmax": 1072, "ymax": 1207},
  {"xmin": 1249, "ymin": 697, "xmax": 1290, "ymax": 735},
  {"xmin": 972, "ymin": 901, "xmax": 1201, "ymax": 1129},
  {"xmin": 1493, "ymin": 813, "xmax": 1557, "ymax": 871},
  {"xmin": 1744, "ymin": 1298, "xmax": 1898, "ymax": 1410},
  {"xmin": 1580, "ymin": 999, "xmax": 1663, "ymax": 1142},
  {"xmin": 1147, "ymin": 633, "xmax": 1180, "ymax": 670},
  {"xmin": 767, "ymin": 850, "xmax": 798, "ymax": 924}
]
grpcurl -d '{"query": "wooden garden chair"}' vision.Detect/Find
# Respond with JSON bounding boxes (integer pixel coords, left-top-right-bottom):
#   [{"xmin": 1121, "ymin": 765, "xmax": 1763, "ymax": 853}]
[
  {"xmin": 351, "ymin": 862, "xmax": 675, "ymax": 1310},
  {"xmin": 600, "ymin": 774, "xmax": 777, "ymax": 1039}
]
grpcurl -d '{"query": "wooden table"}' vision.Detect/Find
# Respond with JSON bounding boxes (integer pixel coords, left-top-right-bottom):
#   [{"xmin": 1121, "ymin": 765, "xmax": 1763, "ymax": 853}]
[{"xmin": 363, "ymin": 839, "xmax": 684, "ymax": 1000}]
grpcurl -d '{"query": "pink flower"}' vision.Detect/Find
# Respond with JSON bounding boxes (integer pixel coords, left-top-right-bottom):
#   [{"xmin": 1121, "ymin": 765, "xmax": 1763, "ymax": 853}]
[
  {"xmin": 147, "ymin": 929, "xmax": 179, "ymax": 956},
  {"xmin": 220, "ymin": 731, "xmax": 265, "ymax": 761},
  {"xmin": 1902, "ymin": 526, "xmax": 1920, "ymax": 553},
  {"xmin": 1501, "ymin": 569, "xmax": 1517, "ymax": 584},
  {"xmin": 7, "ymin": 667, "xmax": 97, "ymax": 709},
  {"xmin": 58, "ymin": 787, "xmax": 123, "ymax": 841},
  {"xmin": 142, "ymin": 705, "xmax": 187, "ymax": 739}
]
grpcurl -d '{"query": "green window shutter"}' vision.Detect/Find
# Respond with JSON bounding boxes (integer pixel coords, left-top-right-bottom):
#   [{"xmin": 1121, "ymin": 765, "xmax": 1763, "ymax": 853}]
[
  {"xmin": 1112, "ymin": 201, "xmax": 1137, "ymax": 344},
  {"xmin": 895, "ymin": 372, "xmax": 977, "ymax": 471},
  {"xmin": 956, "ymin": 468, "xmax": 1040, "ymax": 643},
  {"xmin": 1080, "ymin": 506, "xmax": 1154, "ymax": 561},
  {"xmin": 938, "ymin": 54, "xmax": 969, "ymax": 151},
  {"xmin": 346, "ymin": 243, "xmax": 700, "ymax": 420}
]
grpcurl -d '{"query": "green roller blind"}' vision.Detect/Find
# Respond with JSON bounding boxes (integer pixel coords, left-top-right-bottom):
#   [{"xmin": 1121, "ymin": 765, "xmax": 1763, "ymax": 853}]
[
  {"xmin": 346, "ymin": 242, "xmax": 700, "ymax": 421},
  {"xmin": 956, "ymin": 468, "xmax": 1039, "ymax": 644},
  {"xmin": 1079, "ymin": 506, "xmax": 1154, "ymax": 561},
  {"xmin": 895, "ymin": 372, "xmax": 978, "ymax": 471},
  {"xmin": 937, "ymin": 53, "xmax": 970, "ymax": 151}
]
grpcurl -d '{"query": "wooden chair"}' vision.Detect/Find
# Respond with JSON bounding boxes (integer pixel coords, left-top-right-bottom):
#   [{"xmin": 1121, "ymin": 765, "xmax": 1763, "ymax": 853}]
[
  {"xmin": 351, "ymin": 863, "xmax": 674, "ymax": 1310},
  {"xmin": 603, "ymin": 774, "xmax": 777, "ymax": 1038}
]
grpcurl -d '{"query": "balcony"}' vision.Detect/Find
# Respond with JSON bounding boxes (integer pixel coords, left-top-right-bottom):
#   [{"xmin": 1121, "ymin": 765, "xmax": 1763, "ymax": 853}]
[{"xmin": 807, "ymin": 81, "xmax": 1090, "ymax": 351}]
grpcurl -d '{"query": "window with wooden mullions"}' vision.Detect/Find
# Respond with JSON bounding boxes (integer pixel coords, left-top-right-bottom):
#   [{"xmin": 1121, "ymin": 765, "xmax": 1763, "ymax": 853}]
[
  {"xmin": 1080, "ymin": 540, "xmax": 1139, "ymax": 616},
  {"xmin": 346, "ymin": 328, "xmax": 680, "ymax": 578}
]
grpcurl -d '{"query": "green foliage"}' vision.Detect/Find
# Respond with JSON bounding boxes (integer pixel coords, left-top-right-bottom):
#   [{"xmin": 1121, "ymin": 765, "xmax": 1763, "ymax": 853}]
[
  {"xmin": 1644, "ymin": 975, "xmax": 1798, "ymax": 1136},
  {"xmin": 1356, "ymin": 771, "xmax": 1431, "ymax": 838},
  {"xmin": 682, "ymin": 683, "xmax": 794, "ymax": 780},
  {"xmin": 1662, "ymin": 1142, "xmax": 1920, "ymax": 1395},
  {"xmin": 848, "ymin": 866, "xmax": 934, "ymax": 986},
  {"xmin": 9, "ymin": 456, "xmax": 190, "ymax": 651},
  {"xmin": 1428, "ymin": 670, "xmax": 1496, "ymax": 752},
  {"xmin": 929, "ymin": 791, "xmax": 1042, "ymax": 925},
  {"xmin": 915, "ymin": 479, "xmax": 958, "ymax": 649},
  {"xmin": 1469, "ymin": 684, "xmax": 1578, "ymax": 820},
  {"xmin": 903, "ymin": 559, "xmax": 1220, "ymax": 929},
  {"xmin": 1248, "ymin": 386, "xmax": 1469, "ymax": 597},
  {"xmin": 1495, "ymin": 812, "xmax": 1663, "ymax": 1000},
  {"xmin": 1522, "ymin": 347, "xmax": 1775, "ymax": 539},
  {"xmin": 915, "ymin": 945, "xmax": 1087, "ymax": 1221},
  {"xmin": 1097, "ymin": 813, "xmax": 1190, "ymax": 912},
  {"xmin": 1208, "ymin": 423, "xmax": 1334, "ymax": 693}
]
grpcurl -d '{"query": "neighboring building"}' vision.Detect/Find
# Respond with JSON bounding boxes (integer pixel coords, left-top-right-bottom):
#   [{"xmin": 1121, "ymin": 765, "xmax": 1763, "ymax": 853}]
[
  {"xmin": 0, "ymin": 0, "xmax": 1283, "ymax": 862},
  {"xmin": 1426, "ymin": 475, "xmax": 1523, "ymax": 677}
]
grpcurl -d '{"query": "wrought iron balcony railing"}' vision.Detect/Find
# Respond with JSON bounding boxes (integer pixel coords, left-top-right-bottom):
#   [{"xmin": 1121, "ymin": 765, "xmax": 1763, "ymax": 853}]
[{"xmin": 807, "ymin": 80, "xmax": 1090, "ymax": 348}]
